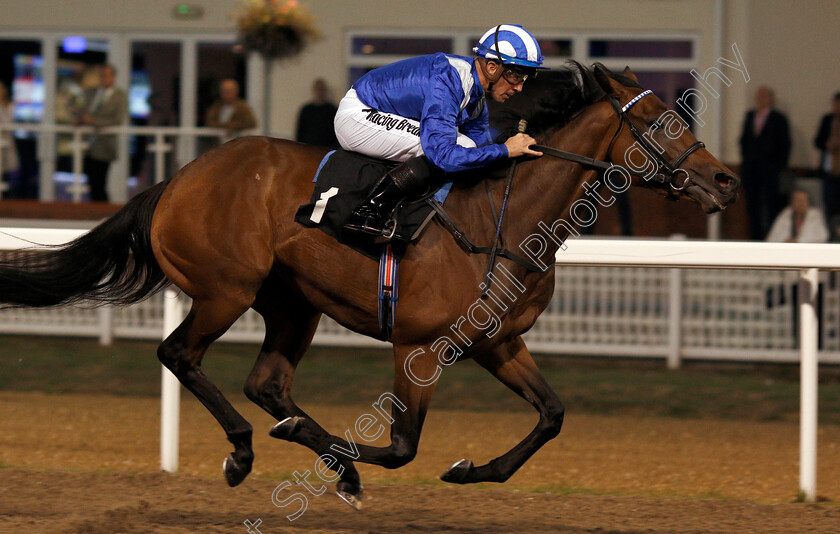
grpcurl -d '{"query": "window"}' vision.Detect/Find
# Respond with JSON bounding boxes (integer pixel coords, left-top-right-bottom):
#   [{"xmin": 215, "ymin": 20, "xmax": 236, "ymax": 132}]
[
  {"xmin": 347, "ymin": 30, "xmax": 695, "ymax": 83},
  {"xmin": 541, "ymin": 39, "xmax": 573, "ymax": 59},
  {"xmin": 344, "ymin": 30, "xmax": 698, "ymax": 121},
  {"xmin": 588, "ymin": 39, "xmax": 693, "ymax": 59},
  {"xmin": 352, "ymin": 36, "xmax": 452, "ymax": 56}
]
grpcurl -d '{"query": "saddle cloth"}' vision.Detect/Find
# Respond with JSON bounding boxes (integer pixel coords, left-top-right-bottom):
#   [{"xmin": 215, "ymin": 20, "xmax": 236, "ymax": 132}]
[{"xmin": 294, "ymin": 149, "xmax": 451, "ymax": 261}]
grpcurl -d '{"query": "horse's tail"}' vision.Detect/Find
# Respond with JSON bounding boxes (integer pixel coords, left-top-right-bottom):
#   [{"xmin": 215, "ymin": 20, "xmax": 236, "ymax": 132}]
[{"xmin": 0, "ymin": 180, "xmax": 171, "ymax": 309}]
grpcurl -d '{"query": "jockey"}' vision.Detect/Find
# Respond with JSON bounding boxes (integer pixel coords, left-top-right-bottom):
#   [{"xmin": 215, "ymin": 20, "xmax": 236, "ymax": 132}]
[{"xmin": 335, "ymin": 24, "xmax": 548, "ymax": 239}]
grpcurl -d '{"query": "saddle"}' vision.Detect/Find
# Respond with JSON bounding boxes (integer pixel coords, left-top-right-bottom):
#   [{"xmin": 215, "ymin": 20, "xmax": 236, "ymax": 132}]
[
  {"xmin": 294, "ymin": 149, "xmax": 451, "ymax": 261},
  {"xmin": 294, "ymin": 149, "xmax": 545, "ymax": 340}
]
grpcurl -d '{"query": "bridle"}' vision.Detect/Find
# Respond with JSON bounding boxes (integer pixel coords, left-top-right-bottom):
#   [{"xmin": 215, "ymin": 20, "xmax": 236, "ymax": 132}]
[
  {"xmin": 428, "ymin": 88, "xmax": 713, "ymax": 284},
  {"xmin": 534, "ymin": 89, "xmax": 705, "ymax": 192},
  {"xmin": 607, "ymin": 90, "xmax": 705, "ymax": 191}
]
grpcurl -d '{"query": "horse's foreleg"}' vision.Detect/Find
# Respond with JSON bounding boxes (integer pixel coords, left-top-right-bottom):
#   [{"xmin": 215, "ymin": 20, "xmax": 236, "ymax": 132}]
[
  {"xmin": 266, "ymin": 344, "xmax": 439, "ymax": 506},
  {"xmin": 441, "ymin": 336, "xmax": 565, "ymax": 484},
  {"xmin": 157, "ymin": 300, "xmax": 255, "ymax": 487},
  {"xmin": 243, "ymin": 298, "xmax": 364, "ymax": 509}
]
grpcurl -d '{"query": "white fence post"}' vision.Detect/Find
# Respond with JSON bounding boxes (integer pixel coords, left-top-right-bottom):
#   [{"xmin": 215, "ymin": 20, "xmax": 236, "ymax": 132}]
[
  {"xmin": 799, "ymin": 267, "xmax": 819, "ymax": 502},
  {"xmin": 667, "ymin": 235, "xmax": 685, "ymax": 370},
  {"xmin": 161, "ymin": 288, "xmax": 183, "ymax": 473},
  {"xmin": 97, "ymin": 306, "xmax": 113, "ymax": 346},
  {"xmin": 667, "ymin": 267, "xmax": 683, "ymax": 370}
]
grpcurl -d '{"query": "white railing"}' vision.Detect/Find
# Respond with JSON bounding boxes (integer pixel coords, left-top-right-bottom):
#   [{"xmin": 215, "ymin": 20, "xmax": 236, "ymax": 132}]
[
  {"xmin": 553, "ymin": 238, "xmax": 840, "ymax": 503},
  {"xmin": 0, "ymin": 123, "xmax": 259, "ymax": 202},
  {"xmin": 3, "ymin": 233, "xmax": 839, "ymax": 363},
  {"xmin": 1, "ymin": 228, "xmax": 839, "ymax": 501}
]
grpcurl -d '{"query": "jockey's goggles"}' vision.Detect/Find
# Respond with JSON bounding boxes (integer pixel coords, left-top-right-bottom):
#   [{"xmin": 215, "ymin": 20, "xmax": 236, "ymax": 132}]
[{"xmin": 501, "ymin": 66, "xmax": 530, "ymax": 85}]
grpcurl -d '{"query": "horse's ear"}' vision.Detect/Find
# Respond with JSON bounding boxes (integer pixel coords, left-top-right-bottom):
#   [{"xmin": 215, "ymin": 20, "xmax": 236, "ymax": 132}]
[
  {"xmin": 593, "ymin": 64, "xmax": 614, "ymax": 94},
  {"xmin": 622, "ymin": 66, "xmax": 639, "ymax": 83},
  {"xmin": 593, "ymin": 64, "xmax": 626, "ymax": 96}
]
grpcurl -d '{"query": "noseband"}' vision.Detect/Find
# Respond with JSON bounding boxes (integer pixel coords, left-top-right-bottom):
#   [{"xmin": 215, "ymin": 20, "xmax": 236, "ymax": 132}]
[{"xmin": 533, "ymin": 89, "xmax": 705, "ymax": 192}]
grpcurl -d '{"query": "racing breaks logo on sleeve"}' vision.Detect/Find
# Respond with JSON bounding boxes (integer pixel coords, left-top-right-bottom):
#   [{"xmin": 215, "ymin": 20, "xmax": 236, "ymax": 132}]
[{"xmin": 361, "ymin": 108, "xmax": 420, "ymax": 136}]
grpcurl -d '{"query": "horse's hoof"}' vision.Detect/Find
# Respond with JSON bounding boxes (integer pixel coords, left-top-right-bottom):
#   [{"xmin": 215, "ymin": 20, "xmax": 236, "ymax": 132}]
[
  {"xmin": 335, "ymin": 480, "xmax": 364, "ymax": 511},
  {"xmin": 269, "ymin": 416, "xmax": 302, "ymax": 441},
  {"xmin": 336, "ymin": 489, "xmax": 364, "ymax": 511},
  {"xmin": 222, "ymin": 454, "xmax": 251, "ymax": 487},
  {"xmin": 440, "ymin": 458, "xmax": 473, "ymax": 484}
]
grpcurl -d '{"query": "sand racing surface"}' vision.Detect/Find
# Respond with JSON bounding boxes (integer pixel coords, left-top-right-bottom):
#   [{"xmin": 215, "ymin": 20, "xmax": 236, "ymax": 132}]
[{"xmin": 1, "ymin": 391, "xmax": 839, "ymax": 532}]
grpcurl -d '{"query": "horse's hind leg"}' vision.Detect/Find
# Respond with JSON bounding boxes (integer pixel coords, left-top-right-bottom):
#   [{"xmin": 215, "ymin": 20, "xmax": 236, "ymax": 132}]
[
  {"xmin": 265, "ymin": 343, "xmax": 441, "ymax": 506},
  {"xmin": 244, "ymin": 293, "xmax": 365, "ymax": 509},
  {"xmin": 158, "ymin": 298, "xmax": 255, "ymax": 486},
  {"xmin": 440, "ymin": 335, "xmax": 565, "ymax": 484}
]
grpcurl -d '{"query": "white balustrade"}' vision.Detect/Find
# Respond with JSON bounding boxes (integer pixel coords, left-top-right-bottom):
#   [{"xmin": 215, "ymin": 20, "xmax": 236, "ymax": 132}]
[{"xmin": 0, "ymin": 123, "xmax": 257, "ymax": 201}]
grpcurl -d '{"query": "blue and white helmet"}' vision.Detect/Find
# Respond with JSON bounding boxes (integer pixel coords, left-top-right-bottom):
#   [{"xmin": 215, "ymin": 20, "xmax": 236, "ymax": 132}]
[{"xmin": 473, "ymin": 25, "xmax": 548, "ymax": 71}]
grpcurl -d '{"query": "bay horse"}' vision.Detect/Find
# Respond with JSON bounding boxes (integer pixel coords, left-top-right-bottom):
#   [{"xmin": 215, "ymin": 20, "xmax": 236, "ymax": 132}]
[{"xmin": 0, "ymin": 63, "xmax": 738, "ymax": 509}]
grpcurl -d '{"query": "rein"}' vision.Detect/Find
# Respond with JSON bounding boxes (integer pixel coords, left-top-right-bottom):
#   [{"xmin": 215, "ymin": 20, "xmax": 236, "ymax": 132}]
[
  {"xmin": 483, "ymin": 119, "xmax": 529, "ymax": 294},
  {"xmin": 535, "ymin": 91, "xmax": 705, "ymax": 191},
  {"xmin": 429, "ymin": 89, "xmax": 708, "ymax": 279}
]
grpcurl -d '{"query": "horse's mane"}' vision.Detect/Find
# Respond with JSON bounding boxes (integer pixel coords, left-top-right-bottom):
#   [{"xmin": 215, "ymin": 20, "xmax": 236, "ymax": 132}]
[{"xmin": 489, "ymin": 61, "xmax": 642, "ymax": 143}]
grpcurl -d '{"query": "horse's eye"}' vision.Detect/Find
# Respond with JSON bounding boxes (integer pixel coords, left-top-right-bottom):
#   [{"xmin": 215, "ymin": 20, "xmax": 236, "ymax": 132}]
[{"xmin": 649, "ymin": 119, "xmax": 662, "ymax": 129}]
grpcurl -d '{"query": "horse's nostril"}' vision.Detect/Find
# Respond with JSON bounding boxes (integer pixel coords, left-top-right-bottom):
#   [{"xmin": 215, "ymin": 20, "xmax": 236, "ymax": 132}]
[{"xmin": 715, "ymin": 173, "xmax": 735, "ymax": 190}]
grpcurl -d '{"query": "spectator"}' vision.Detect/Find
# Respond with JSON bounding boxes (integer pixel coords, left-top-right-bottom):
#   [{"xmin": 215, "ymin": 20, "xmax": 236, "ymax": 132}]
[
  {"xmin": 814, "ymin": 92, "xmax": 840, "ymax": 222},
  {"xmin": 205, "ymin": 79, "xmax": 257, "ymax": 142},
  {"xmin": 0, "ymin": 82, "xmax": 19, "ymax": 197},
  {"xmin": 76, "ymin": 64, "xmax": 128, "ymax": 202},
  {"xmin": 55, "ymin": 74, "xmax": 84, "ymax": 174},
  {"xmin": 739, "ymin": 86, "xmax": 791, "ymax": 240},
  {"xmin": 766, "ymin": 189, "xmax": 828, "ymax": 243},
  {"xmin": 296, "ymin": 78, "xmax": 339, "ymax": 148}
]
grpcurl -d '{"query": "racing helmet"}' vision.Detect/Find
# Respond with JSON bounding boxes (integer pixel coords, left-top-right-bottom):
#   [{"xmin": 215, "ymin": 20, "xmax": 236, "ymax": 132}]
[{"xmin": 473, "ymin": 25, "xmax": 549, "ymax": 72}]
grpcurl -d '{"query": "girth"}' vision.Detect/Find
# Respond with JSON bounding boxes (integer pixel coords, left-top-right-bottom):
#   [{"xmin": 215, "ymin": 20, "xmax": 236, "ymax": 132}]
[{"xmin": 426, "ymin": 197, "xmax": 545, "ymax": 273}]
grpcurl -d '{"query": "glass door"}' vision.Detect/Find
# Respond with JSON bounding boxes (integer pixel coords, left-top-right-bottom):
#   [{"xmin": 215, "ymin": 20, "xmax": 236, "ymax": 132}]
[
  {"xmin": 53, "ymin": 35, "xmax": 110, "ymax": 201},
  {"xmin": 196, "ymin": 40, "xmax": 250, "ymax": 154},
  {"xmin": 128, "ymin": 40, "xmax": 182, "ymax": 196},
  {"xmin": 0, "ymin": 38, "xmax": 42, "ymax": 199}
]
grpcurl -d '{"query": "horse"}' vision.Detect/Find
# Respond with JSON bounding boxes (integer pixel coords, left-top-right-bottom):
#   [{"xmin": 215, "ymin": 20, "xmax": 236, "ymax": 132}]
[{"xmin": 0, "ymin": 63, "xmax": 738, "ymax": 509}]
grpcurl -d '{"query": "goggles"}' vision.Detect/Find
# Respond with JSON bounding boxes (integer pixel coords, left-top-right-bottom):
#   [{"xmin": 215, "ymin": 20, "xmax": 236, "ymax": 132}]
[{"xmin": 501, "ymin": 67, "xmax": 529, "ymax": 85}]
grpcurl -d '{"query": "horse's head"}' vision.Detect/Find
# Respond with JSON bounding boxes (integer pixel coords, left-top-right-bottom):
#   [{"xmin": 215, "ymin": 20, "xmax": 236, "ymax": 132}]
[{"xmin": 592, "ymin": 65, "xmax": 739, "ymax": 213}]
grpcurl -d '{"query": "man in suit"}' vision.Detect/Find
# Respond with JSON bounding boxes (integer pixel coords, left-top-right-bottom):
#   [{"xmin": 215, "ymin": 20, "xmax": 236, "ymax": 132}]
[
  {"xmin": 205, "ymin": 79, "xmax": 257, "ymax": 142},
  {"xmin": 814, "ymin": 92, "xmax": 840, "ymax": 222},
  {"xmin": 77, "ymin": 64, "xmax": 127, "ymax": 202},
  {"xmin": 739, "ymin": 86, "xmax": 791, "ymax": 240}
]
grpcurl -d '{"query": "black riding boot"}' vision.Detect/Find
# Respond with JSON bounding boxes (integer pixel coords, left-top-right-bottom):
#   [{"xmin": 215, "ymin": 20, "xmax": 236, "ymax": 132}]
[
  {"xmin": 343, "ymin": 176, "xmax": 406, "ymax": 238},
  {"xmin": 344, "ymin": 156, "xmax": 432, "ymax": 239}
]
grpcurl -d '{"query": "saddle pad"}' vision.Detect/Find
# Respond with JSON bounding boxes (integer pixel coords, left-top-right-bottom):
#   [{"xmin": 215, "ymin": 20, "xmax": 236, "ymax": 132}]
[{"xmin": 295, "ymin": 149, "xmax": 450, "ymax": 261}]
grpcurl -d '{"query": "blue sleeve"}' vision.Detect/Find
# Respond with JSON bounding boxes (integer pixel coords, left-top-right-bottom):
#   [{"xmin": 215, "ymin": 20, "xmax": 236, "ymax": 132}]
[
  {"xmin": 460, "ymin": 105, "xmax": 494, "ymax": 147},
  {"xmin": 419, "ymin": 66, "xmax": 507, "ymax": 173}
]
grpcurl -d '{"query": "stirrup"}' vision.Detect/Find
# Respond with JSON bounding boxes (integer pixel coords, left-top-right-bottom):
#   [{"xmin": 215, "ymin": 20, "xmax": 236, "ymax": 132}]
[
  {"xmin": 344, "ymin": 206, "xmax": 388, "ymax": 236},
  {"xmin": 344, "ymin": 213, "xmax": 405, "ymax": 243},
  {"xmin": 374, "ymin": 218, "xmax": 400, "ymax": 243}
]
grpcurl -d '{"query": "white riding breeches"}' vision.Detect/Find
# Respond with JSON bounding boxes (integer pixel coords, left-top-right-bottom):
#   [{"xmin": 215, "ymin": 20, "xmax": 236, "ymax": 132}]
[{"xmin": 334, "ymin": 88, "xmax": 477, "ymax": 162}]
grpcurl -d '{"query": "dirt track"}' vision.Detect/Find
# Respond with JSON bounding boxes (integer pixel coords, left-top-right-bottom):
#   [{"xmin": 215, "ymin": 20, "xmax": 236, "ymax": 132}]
[
  {"xmin": 1, "ymin": 391, "xmax": 839, "ymax": 532},
  {"xmin": 3, "ymin": 469, "xmax": 840, "ymax": 533}
]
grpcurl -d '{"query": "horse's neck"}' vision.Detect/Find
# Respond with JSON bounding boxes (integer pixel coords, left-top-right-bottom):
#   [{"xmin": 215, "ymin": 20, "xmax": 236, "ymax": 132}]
[{"xmin": 460, "ymin": 102, "xmax": 616, "ymax": 260}]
